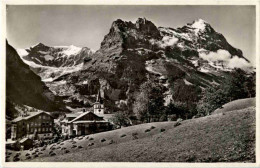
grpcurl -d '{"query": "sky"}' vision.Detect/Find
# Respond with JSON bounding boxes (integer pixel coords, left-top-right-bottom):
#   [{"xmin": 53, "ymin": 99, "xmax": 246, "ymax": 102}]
[{"xmin": 6, "ymin": 5, "xmax": 256, "ymax": 65}]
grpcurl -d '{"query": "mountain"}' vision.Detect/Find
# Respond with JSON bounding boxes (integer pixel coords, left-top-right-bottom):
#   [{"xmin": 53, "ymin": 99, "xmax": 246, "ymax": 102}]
[
  {"xmin": 6, "ymin": 41, "xmax": 68, "ymax": 119},
  {"xmin": 15, "ymin": 18, "xmax": 253, "ymax": 114},
  {"xmin": 18, "ymin": 43, "xmax": 94, "ymax": 67},
  {"xmin": 16, "ymin": 43, "xmax": 95, "ymax": 81}
]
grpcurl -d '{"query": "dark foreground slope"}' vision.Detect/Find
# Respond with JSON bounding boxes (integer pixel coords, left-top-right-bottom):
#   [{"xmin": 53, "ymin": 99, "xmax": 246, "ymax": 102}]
[
  {"xmin": 27, "ymin": 105, "xmax": 255, "ymax": 162},
  {"xmin": 6, "ymin": 41, "xmax": 67, "ymax": 119}
]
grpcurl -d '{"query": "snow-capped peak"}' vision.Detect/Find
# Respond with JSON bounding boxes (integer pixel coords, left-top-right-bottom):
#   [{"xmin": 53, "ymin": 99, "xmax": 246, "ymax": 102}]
[
  {"xmin": 191, "ymin": 19, "xmax": 207, "ymax": 30},
  {"xmin": 62, "ymin": 45, "xmax": 82, "ymax": 56},
  {"xmin": 16, "ymin": 48, "xmax": 29, "ymax": 57}
]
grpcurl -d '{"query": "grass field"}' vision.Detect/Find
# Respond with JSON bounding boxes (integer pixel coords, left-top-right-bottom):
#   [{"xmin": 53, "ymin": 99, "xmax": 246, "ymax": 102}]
[
  {"xmin": 6, "ymin": 99, "xmax": 255, "ymax": 162},
  {"xmin": 212, "ymin": 98, "xmax": 255, "ymax": 115}
]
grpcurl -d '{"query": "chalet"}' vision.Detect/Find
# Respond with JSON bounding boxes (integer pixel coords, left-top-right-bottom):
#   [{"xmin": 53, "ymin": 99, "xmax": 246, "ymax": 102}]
[
  {"xmin": 11, "ymin": 111, "xmax": 54, "ymax": 140},
  {"xmin": 61, "ymin": 111, "xmax": 111, "ymax": 137},
  {"xmin": 61, "ymin": 91, "xmax": 112, "ymax": 137}
]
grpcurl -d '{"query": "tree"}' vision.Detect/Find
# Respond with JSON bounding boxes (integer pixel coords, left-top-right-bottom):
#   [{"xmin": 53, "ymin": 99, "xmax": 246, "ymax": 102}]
[
  {"xmin": 110, "ymin": 112, "xmax": 131, "ymax": 128},
  {"xmin": 133, "ymin": 79, "xmax": 164, "ymax": 122}
]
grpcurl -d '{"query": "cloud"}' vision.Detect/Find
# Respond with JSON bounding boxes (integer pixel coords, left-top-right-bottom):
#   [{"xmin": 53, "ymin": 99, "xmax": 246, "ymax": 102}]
[
  {"xmin": 150, "ymin": 36, "xmax": 179, "ymax": 48},
  {"xmin": 199, "ymin": 49, "xmax": 251, "ymax": 70},
  {"xmin": 199, "ymin": 49, "xmax": 231, "ymax": 62}
]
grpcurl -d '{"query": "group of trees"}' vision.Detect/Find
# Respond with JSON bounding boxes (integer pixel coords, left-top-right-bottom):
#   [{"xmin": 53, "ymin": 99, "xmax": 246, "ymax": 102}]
[
  {"xmin": 132, "ymin": 79, "xmax": 165, "ymax": 123},
  {"xmin": 196, "ymin": 69, "xmax": 255, "ymax": 116},
  {"xmin": 111, "ymin": 68, "xmax": 255, "ymax": 127}
]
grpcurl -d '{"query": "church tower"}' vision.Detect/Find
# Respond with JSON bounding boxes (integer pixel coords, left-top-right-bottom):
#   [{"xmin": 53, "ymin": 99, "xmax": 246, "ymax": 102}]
[{"xmin": 94, "ymin": 90, "xmax": 104, "ymax": 115}]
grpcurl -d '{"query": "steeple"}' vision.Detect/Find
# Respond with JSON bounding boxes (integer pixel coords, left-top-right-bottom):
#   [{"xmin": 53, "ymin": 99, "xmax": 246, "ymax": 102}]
[
  {"xmin": 96, "ymin": 90, "xmax": 103, "ymax": 104},
  {"xmin": 94, "ymin": 89, "xmax": 104, "ymax": 115}
]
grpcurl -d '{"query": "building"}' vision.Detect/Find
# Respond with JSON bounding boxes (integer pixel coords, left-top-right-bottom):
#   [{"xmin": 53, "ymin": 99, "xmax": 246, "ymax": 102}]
[
  {"xmin": 11, "ymin": 111, "xmax": 54, "ymax": 140},
  {"xmin": 60, "ymin": 111, "xmax": 111, "ymax": 137},
  {"xmin": 60, "ymin": 91, "xmax": 112, "ymax": 137},
  {"xmin": 93, "ymin": 90, "xmax": 104, "ymax": 115}
]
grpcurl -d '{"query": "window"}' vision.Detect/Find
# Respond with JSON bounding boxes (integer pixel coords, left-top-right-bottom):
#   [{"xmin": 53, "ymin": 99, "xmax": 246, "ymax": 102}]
[
  {"xmin": 46, "ymin": 128, "xmax": 49, "ymax": 132},
  {"xmin": 30, "ymin": 128, "xmax": 34, "ymax": 133},
  {"xmin": 42, "ymin": 128, "xmax": 45, "ymax": 132},
  {"xmin": 38, "ymin": 128, "xmax": 41, "ymax": 132},
  {"xmin": 39, "ymin": 115, "xmax": 41, "ymax": 119},
  {"xmin": 43, "ymin": 115, "xmax": 45, "ymax": 119}
]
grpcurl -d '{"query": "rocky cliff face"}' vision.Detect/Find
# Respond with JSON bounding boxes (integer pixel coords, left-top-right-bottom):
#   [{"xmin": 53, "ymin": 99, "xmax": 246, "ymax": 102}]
[
  {"xmin": 6, "ymin": 41, "xmax": 68, "ymax": 119},
  {"xmin": 15, "ymin": 18, "xmax": 253, "ymax": 113}
]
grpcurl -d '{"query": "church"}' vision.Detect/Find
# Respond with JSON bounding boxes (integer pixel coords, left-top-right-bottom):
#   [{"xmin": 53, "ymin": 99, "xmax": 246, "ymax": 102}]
[{"xmin": 60, "ymin": 91, "xmax": 113, "ymax": 137}]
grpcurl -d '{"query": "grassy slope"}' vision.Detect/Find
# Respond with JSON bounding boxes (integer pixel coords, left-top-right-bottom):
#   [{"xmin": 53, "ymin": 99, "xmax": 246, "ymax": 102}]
[
  {"xmin": 23, "ymin": 106, "xmax": 255, "ymax": 162},
  {"xmin": 212, "ymin": 98, "xmax": 255, "ymax": 115}
]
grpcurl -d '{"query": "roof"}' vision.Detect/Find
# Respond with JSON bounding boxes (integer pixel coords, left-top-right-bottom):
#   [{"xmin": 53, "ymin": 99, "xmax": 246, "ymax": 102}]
[
  {"xmin": 65, "ymin": 112, "xmax": 83, "ymax": 118},
  {"xmin": 97, "ymin": 114, "xmax": 114, "ymax": 121},
  {"xmin": 73, "ymin": 121, "xmax": 109, "ymax": 124},
  {"xmin": 19, "ymin": 137, "xmax": 32, "ymax": 143},
  {"xmin": 12, "ymin": 111, "xmax": 53, "ymax": 123},
  {"xmin": 68, "ymin": 111, "xmax": 103, "ymax": 123}
]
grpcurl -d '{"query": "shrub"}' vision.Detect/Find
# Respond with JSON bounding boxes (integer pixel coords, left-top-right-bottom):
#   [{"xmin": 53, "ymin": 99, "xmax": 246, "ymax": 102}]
[
  {"xmin": 25, "ymin": 153, "xmax": 30, "ymax": 156},
  {"xmin": 160, "ymin": 128, "xmax": 166, "ymax": 132},
  {"xmin": 72, "ymin": 141, "xmax": 76, "ymax": 144},
  {"xmin": 50, "ymin": 153, "xmax": 56, "ymax": 156},
  {"xmin": 13, "ymin": 157, "xmax": 20, "ymax": 162},
  {"xmin": 85, "ymin": 136, "xmax": 89, "ymax": 139},
  {"xmin": 34, "ymin": 154, "xmax": 39, "ymax": 158},
  {"xmin": 174, "ymin": 122, "xmax": 181, "ymax": 127},
  {"xmin": 78, "ymin": 145, "xmax": 83, "ymax": 149},
  {"xmin": 89, "ymin": 137, "xmax": 94, "ymax": 141},
  {"xmin": 150, "ymin": 126, "xmax": 156, "ymax": 129},
  {"xmin": 78, "ymin": 137, "xmax": 83, "ymax": 140},
  {"xmin": 71, "ymin": 145, "xmax": 77, "ymax": 148},
  {"xmin": 145, "ymin": 129, "xmax": 150, "ymax": 133},
  {"xmin": 26, "ymin": 156, "xmax": 31, "ymax": 160},
  {"xmin": 38, "ymin": 152, "xmax": 43, "ymax": 155},
  {"xmin": 120, "ymin": 134, "xmax": 126, "ymax": 138},
  {"xmin": 109, "ymin": 140, "xmax": 114, "ymax": 144},
  {"xmin": 132, "ymin": 133, "xmax": 138, "ymax": 140},
  {"xmin": 88, "ymin": 143, "xmax": 94, "ymax": 146},
  {"xmin": 60, "ymin": 143, "xmax": 64, "ymax": 145},
  {"xmin": 101, "ymin": 138, "xmax": 106, "ymax": 142},
  {"xmin": 65, "ymin": 150, "xmax": 70, "ymax": 153}
]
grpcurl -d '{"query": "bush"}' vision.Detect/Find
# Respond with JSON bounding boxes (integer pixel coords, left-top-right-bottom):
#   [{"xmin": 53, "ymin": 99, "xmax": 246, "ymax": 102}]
[
  {"xmin": 109, "ymin": 140, "xmax": 114, "ymax": 144},
  {"xmin": 65, "ymin": 150, "xmax": 70, "ymax": 153},
  {"xmin": 13, "ymin": 157, "xmax": 20, "ymax": 162},
  {"xmin": 71, "ymin": 145, "xmax": 77, "ymax": 148},
  {"xmin": 78, "ymin": 145, "xmax": 83, "ymax": 149},
  {"xmin": 26, "ymin": 156, "xmax": 31, "ymax": 160},
  {"xmin": 50, "ymin": 153, "xmax": 56, "ymax": 156},
  {"xmin": 88, "ymin": 143, "xmax": 94, "ymax": 146},
  {"xmin": 150, "ymin": 126, "xmax": 156, "ymax": 129},
  {"xmin": 25, "ymin": 153, "xmax": 30, "ymax": 156},
  {"xmin": 89, "ymin": 137, "xmax": 94, "ymax": 141},
  {"xmin": 120, "ymin": 134, "xmax": 126, "ymax": 138},
  {"xmin": 160, "ymin": 128, "xmax": 166, "ymax": 132},
  {"xmin": 101, "ymin": 138, "xmax": 106, "ymax": 142},
  {"xmin": 132, "ymin": 133, "xmax": 138, "ymax": 140},
  {"xmin": 145, "ymin": 129, "xmax": 150, "ymax": 133}
]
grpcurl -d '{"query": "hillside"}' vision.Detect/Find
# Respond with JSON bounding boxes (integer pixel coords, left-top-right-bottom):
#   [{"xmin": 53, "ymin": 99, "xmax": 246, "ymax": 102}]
[
  {"xmin": 7, "ymin": 102, "xmax": 255, "ymax": 162},
  {"xmin": 6, "ymin": 41, "xmax": 68, "ymax": 119},
  {"xmin": 212, "ymin": 98, "xmax": 255, "ymax": 115}
]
